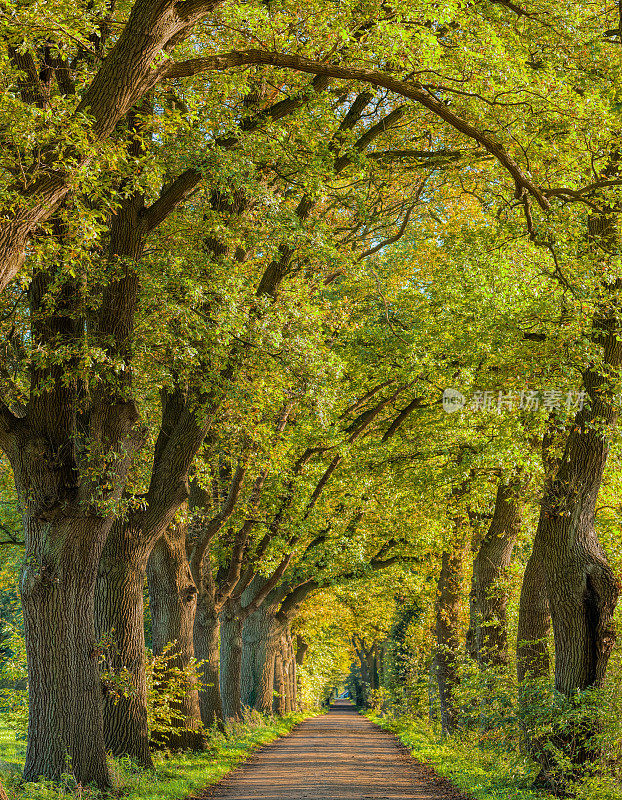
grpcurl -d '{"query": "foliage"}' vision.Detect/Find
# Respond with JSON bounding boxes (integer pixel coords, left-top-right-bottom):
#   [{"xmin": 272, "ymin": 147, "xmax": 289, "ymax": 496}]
[
  {"xmin": 368, "ymin": 687, "xmax": 390, "ymax": 715},
  {"xmin": 366, "ymin": 710, "xmax": 546, "ymax": 800},
  {"xmin": 367, "ymin": 658, "xmax": 622, "ymax": 800},
  {"xmin": 0, "ymin": 624, "xmax": 27, "ymax": 742},
  {"xmin": 3, "ymin": 0, "xmax": 622, "ymax": 791},
  {"xmin": 0, "ymin": 712, "xmax": 311, "ymax": 800},
  {"xmin": 146, "ymin": 642, "xmax": 205, "ymax": 741},
  {"xmin": 294, "ymin": 589, "xmax": 353, "ymax": 708}
]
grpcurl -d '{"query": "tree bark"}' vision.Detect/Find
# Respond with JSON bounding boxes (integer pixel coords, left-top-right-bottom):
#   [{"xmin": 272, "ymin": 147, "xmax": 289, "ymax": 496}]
[
  {"xmin": 95, "ymin": 522, "xmax": 153, "ymax": 767},
  {"xmin": 353, "ymin": 640, "xmax": 370, "ymax": 705},
  {"xmin": 523, "ymin": 210, "xmax": 622, "ymax": 788},
  {"xmin": 273, "ymin": 642, "xmax": 287, "ymax": 715},
  {"xmin": 147, "ymin": 526, "xmax": 206, "ymax": 751},
  {"xmin": 20, "ymin": 517, "xmax": 111, "ymax": 787},
  {"xmin": 241, "ymin": 614, "xmax": 276, "ymax": 713},
  {"xmin": 536, "ymin": 421, "xmax": 619, "ymax": 695},
  {"xmin": 239, "ymin": 579, "xmax": 304, "ymax": 717},
  {"xmin": 4, "ymin": 332, "xmax": 142, "ymax": 787},
  {"xmin": 295, "ymin": 634, "xmax": 309, "ymax": 666},
  {"xmin": 530, "ymin": 425, "xmax": 619, "ymax": 787},
  {"xmin": 241, "ymin": 594, "xmax": 284, "ymax": 713},
  {"xmin": 272, "ymin": 630, "xmax": 295, "ymax": 714},
  {"xmin": 470, "ymin": 482, "xmax": 523, "ymax": 666},
  {"xmin": 193, "ymin": 583, "xmax": 225, "ymax": 729},
  {"xmin": 370, "ymin": 644, "xmax": 380, "ymax": 691},
  {"xmin": 544, "ymin": 213, "xmax": 622, "ymax": 694},
  {"xmin": 219, "ymin": 599, "xmax": 243, "ymax": 720},
  {"xmin": 516, "ymin": 549, "xmax": 552, "ymax": 772},
  {"xmin": 285, "ymin": 629, "xmax": 297, "ymax": 712},
  {"xmin": 517, "ymin": 550, "xmax": 551, "ymax": 683},
  {"xmin": 295, "ymin": 635, "xmax": 308, "ymax": 709}
]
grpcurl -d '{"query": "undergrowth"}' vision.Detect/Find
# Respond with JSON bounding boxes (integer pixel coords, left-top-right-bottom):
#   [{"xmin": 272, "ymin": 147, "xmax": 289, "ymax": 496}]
[
  {"xmin": 0, "ymin": 711, "xmax": 311, "ymax": 800},
  {"xmin": 364, "ymin": 711, "xmax": 551, "ymax": 800},
  {"xmin": 365, "ymin": 709, "xmax": 622, "ymax": 800}
]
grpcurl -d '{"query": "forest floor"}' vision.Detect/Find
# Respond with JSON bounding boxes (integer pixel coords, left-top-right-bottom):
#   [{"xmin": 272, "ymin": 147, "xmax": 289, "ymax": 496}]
[{"xmin": 191, "ymin": 699, "xmax": 470, "ymax": 800}]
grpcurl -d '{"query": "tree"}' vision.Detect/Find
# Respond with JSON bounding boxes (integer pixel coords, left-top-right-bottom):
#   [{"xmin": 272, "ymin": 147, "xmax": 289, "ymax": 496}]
[
  {"xmin": 146, "ymin": 520, "xmax": 205, "ymax": 750},
  {"xmin": 469, "ymin": 478, "xmax": 527, "ymax": 667},
  {"xmin": 4, "ymin": 0, "xmax": 611, "ymax": 298},
  {"xmin": 4, "ymin": 1, "xmax": 622, "ymax": 786}
]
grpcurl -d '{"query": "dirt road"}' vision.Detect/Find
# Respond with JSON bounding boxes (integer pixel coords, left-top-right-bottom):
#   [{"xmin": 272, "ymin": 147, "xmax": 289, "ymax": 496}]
[{"xmin": 197, "ymin": 699, "xmax": 469, "ymax": 800}]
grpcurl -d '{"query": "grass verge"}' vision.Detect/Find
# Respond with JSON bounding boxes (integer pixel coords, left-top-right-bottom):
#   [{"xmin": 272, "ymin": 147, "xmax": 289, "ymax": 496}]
[
  {"xmin": 0, "ymin": 712, "xmax": 313, "ymax": 800},
  {"xmin": 364, "ymin": 711, "xmax": 550, "ymax": 800}
]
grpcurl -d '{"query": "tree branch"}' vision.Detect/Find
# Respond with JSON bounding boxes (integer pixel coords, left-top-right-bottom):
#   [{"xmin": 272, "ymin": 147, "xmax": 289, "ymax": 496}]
[
  {"xmin": 367, "ymin": 148, "xmax": 465, "ymax": 162},
  {"xmin": 142, "ymin": 75, "xmax": 331, "ymax": 231},
  {"xmin": 277, "ymin": 579, "xmax": 321, "ymax": 618},
  {"xmin": 164, "ymin": 50, "xmax": 549, "ymax": 209},
  {"xmin": 143, "ymin": 168, "xmax": 202, "ymax": 232},
  {"xmin": 382, "ymin": 396, "xmax": 425, "ymax": 441},
  {"xmin": 239, "ymin": 551, "xmax": 298, "ymax": 617},
  {"xmin": 189, "ymin": 464, "xmax": 247, "ymax": 583},
  {"xmin": 358, "ymin": 204, "xmax": 414, "ymax": 260},
  {"xmin": 339, "ymin": 381, "xmax": 395, "ymax": 419}
]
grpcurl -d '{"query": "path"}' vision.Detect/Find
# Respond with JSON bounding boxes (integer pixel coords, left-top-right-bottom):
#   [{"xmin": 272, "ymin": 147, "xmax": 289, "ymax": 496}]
[{"xmin": 197, "ymin": 699, "xmax": 469, "ymax": 800}]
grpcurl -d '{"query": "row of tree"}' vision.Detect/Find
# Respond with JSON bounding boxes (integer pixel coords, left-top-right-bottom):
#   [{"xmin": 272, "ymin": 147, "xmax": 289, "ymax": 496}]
[{"xmin": 1, "ymin": 0, "xmax": 622, "ymax": 792}]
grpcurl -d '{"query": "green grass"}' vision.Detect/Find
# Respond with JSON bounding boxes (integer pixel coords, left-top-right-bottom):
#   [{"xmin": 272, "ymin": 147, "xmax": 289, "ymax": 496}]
[
  {"xmin": 0, "ymin": 721, "xmax": 24, "ymax": 775},
  {"xmin": 0, "ymin": 712, "xmax": 315, "ymax": 799},
  {"xmin": 364, "ymin": 711, "xmax": 551, "ymax": 800}
]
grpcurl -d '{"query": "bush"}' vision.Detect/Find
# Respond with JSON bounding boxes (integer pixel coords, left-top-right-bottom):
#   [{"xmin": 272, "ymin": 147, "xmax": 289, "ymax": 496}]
[
  {"xmin": 374, "ymin": 658, "xmax": 622, "ymax": 799},
  {"xmin": 146, "ymin": 642, "xmax": 206, "ymax": 743}
]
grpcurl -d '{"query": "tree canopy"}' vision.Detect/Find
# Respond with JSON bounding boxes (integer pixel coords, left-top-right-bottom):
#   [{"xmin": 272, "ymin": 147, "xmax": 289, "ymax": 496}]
[{"xmin": 2, "ymin": 1, "xmax": 622, "ymax": 797}]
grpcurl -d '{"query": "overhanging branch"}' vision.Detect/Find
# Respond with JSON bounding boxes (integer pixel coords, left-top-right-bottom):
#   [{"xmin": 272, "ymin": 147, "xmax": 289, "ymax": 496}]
[{"xmin": 164, "ymin": 49, "xmax": 549, "ymax": 209}]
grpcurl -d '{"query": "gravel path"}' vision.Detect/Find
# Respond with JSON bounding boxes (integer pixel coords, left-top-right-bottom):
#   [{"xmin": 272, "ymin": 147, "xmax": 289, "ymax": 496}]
[{"xmin": 195, "ymin": 699, "xmax": 470, "ymax": 800}]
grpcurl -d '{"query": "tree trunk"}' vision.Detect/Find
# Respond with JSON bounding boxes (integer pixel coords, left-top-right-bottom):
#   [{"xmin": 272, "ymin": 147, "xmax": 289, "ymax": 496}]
[
  {"xmin": 516, "ymin": 549, "xmax": 552, "ymax": 771},
  {"xmin": 295, "ymin": 635, "xmax": 309, "ymax": 666},
  {"xmin": 376, "ymin": 640, "xmax": 386, "ymax": 689},
  {"xmin": 20, "ymin": 517, "xmax": 111, "ymax": 787},
  {"xmin": 147, "ymin": 527, "xmax": 206, "ymax": 751},
  {"xmin": 466, "ymin": 570, "xmax": 478, "ymax": 661},
  {"xmin": 547, "ymin": 221, "xmax": 622, "ymax": 675},
  {"xmin": 241, "ymin": 597, "xmax": 283, "ymax": 714},
  {"xmin": 4, "ymin": 252, "xmax": 144, "ymax": 787},
  {"xmin": 275, "ymin": 630, "xmax": 295, "ymax": 714},
  {"xmin": 219, "ymin": 599, "xmax": 243, "ymax": 720},
  {"xmin": 366, "ymin": 650, "xmax": 377, "ymax": 693},
  {"xmin": 526, "ymin": 204, "xmax": 622, "ymax": 785},
  {"xmin": 354, "ymin": 641, "xmax": 370, "ymax": 704},
  {"xmin": 370, "ymin": 645, "xmax": 380, "ymax": 691},
  {"xmin": 536, "ymin": 420, "xmax": 619, "ymax": 695},
  {"xmin": 531, "ymin": 428, "xmax": 619, "ymax": 788},
  {"xmin": 428, "ymin": 655, "xmax": 438, "ymax": 721},
  {"xmin": 295, "ymin": 635, "xmax": 308, "ymax": 709},
  {"xmin": 285, "ymin": 629, "xmax": 296, "ymax": 712},
  {"xmin": 274, "ymin": 639, "xmax": 287, "ymax": 715},
  {"xmin": 94, "ymin": 521, "xmax": 153, "ymax": 767},
  {"xmin": 471, "ymin": 482, "xmax": 523, "ymax": 666},
  {"xmin": 435, "ymin": 542, "xmax": 466, "ymax": 735},
  {"xmin": 517, "ymin": 550, "xmax": 551, "ymax": 683},
  {"xmin": 193, "ymin": 588, "xmax": 224, "ymax": 729}
]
